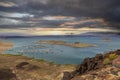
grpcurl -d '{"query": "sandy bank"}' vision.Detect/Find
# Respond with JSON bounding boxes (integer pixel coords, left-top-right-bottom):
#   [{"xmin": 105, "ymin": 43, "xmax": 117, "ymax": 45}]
[
  {"xmin": 37, "ymin": 40, "xmax": 97, "ymax": 48},
  {"xmin": 0, "ymin": 41, "xmax": 13, "ymax": 53}
]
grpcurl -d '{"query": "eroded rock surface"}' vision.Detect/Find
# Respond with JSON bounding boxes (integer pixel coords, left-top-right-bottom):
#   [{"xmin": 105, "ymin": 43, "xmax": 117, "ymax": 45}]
[{"xmin": 71, "ymin": 49, "xmax": 120, "ymax": 80}]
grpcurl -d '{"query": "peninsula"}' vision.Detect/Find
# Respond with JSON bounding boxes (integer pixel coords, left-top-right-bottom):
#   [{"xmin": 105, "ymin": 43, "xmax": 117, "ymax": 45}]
[{"xmin": 0, "ymin": 41, "xmax": 13, "ymax": 53}]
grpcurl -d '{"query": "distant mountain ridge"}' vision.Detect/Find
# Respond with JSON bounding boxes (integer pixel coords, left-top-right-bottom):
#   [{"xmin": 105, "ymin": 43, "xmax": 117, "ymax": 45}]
[{"xmin": 0, "ymin": 32, "xmax": 119, "ymax": 38}]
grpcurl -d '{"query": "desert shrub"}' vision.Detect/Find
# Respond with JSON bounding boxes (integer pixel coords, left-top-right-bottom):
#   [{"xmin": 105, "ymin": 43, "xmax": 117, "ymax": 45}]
[
  {"xmin": 103, "ymin": 58, "xmax": 111, "ymax": 65},
  {"xmin": 109, "ymin": 53, "xmax": 118, "ymax": 60}
]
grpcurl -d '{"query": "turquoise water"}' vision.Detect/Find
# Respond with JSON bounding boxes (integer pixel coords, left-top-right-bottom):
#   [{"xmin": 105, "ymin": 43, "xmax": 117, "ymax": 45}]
[{"xmin": 2, "ymin": 35, "xmax": 120, "ymax": 64}]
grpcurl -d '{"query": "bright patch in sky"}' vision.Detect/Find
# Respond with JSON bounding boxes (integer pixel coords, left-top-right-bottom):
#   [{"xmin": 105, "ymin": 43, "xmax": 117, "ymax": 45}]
[
  {"xmin": 0, "ymin": 11, "xmax": 34, "ymax": 18},
  {"xmin": 10, "ymin": 13, "xmax": 34, "ymax": 18},
  {"xmin": 0, "ymin": 1, "xmax": 18, "ymax": 7},
  {"xmin": 42, "ymin": 15, "xmax": 75, "ymax": 21},
  {"xmin": 0, "ymin": 28, "xmax": 119, "ymax": 36},
  {"xmin": 0, "ymin": 18, "xmax": 23, "ymax": 25}
]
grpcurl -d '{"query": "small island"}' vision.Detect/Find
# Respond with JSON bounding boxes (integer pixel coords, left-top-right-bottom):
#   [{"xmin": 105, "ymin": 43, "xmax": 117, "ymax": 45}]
[
  {"xmin": 102, "ymin": 38, "xmax": 111, "ymax": 42},
  {"xmin": 37, "ymin": 40, "xmax": 97, "ymax": 48}
]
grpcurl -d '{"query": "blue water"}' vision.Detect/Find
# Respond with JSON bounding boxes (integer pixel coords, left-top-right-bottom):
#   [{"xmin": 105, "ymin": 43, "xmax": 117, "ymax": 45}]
[{"xmin": 2, "ymin": 36, "xmax": 120, "ymax": 64}]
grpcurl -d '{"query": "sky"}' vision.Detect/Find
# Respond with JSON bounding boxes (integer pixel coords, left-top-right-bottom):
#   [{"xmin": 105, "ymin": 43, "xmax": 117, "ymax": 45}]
[{"xmin": 0, "ymin": 0, "xmax": 120, "ymax": 36}]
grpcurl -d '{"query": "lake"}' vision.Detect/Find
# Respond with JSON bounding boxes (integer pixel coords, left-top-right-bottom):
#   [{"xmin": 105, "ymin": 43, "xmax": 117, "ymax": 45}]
[{"xmin": 1, "ymin": 35, "xmax": 120, "ymax": 64}]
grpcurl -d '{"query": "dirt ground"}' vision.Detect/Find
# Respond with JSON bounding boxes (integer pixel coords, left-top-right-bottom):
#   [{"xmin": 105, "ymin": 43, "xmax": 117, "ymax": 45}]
[{"xmin": 0, "ymin": 54, "xmax": 76, "ymax": 80}]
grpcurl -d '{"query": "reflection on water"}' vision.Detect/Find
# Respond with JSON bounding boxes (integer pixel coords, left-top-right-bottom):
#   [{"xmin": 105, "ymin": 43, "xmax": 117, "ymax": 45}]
[{"xmin": 2, "ymin": 36, "xmax": 120, "ymax": 64}]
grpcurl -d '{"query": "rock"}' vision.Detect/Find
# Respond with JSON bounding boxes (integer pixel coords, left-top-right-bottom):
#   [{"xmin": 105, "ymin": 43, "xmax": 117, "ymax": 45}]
[
  {"xmin": 62, "ymin": 72, "xmax": 71, "ymax": 80},
  {"xmin": 0, "ymin": 68, "xmax": 16, "ymax": 80},
  {"xmin": 16, "ymin": 62, "xmax": 29, "ymax": 69},
  {"xmin": 91, "ymin": 73, "xmax": 98, "ymax": 76},
  {"xmin": 16, "ymin": 62, "xmax": 39, "ymax": 70},
  {"xmin": 114, "ymin": 50, "xmax": 120, "ymax": 55},
  {"xmin": 110, "ymin": 68, "xmax": 119, "ymax": 76},
  {"xmin": 112, "ymin": 56, "xmax": 120, "ymax": 68},
  {"xmin": 95, "ymin": 54, "xmax": 104, "ymax": 60},
  {"xmin": 73, "ymin": 54, "xmax": 104, "ymax": 76}
]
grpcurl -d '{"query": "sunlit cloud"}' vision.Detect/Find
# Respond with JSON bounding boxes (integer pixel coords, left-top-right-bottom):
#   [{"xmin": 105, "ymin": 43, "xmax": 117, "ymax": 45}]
[
  {"xmin": 42, "ymin": 15, "xmax": 75, "ymax": 21},
  {"xmin": 1, "ymin": 27, "xmax": 118, "ymax": 36},
  {"xmin": 0, "ymin": 11, "xmax": 34, "ymax": 18},
  {"xmin": 0, "ymin": 0, "xmax": 119, "ymax": 36},
  {"xmin": 0, "ymin": 18, "xmax": 24, "ymax": 25},
  {"xmin": 0, "ymin": 1, "xmax": 18, "ymax": 7},
  {"xmin": 27, "ymin": 27, "xmax": 120, "ymax": 35},
  {"xmin": 60, "ymin": 18, "xmax": 107, "ymax": 28},
  {"xmin": 0, "ymin": 28, "xmax": 31, "ymax": 36}
]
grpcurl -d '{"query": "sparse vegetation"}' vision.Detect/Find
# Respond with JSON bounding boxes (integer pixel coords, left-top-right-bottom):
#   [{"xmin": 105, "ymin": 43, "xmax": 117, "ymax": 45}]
[
  {"xmin": 109, "ymin": 53, "xmax": 118, "ymax": 60},
  {"xmin": 103, "ymin": 58, "xmax": 111, "ymax": 65},
  {"xmin": 103, "ymin": 53, "xmax": 118, "ymax": 65}
]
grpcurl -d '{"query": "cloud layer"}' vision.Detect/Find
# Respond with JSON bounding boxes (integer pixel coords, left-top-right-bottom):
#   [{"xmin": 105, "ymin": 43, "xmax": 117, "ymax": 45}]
[
  {"xmin": 0, "ymin": 0, "xmax": 119, "ymax": 36},
  {"xmin": 48, "ymin": 0, "xmax": 120, "ymax": 29}
]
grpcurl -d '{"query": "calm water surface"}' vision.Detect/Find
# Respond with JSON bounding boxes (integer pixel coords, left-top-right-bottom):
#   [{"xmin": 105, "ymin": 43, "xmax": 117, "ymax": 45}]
[{"xmin": 1, "ymin": 36, "xmax": 120, "ymax": 64}]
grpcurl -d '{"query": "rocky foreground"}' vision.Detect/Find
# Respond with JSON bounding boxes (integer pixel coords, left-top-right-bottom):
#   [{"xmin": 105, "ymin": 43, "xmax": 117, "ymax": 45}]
[
  {"xmin": 37, "ymin": 40, "xmax": 97, "ymax": 48},
  {"xmin": 62, "ymin": 49, "xmax": 120, "ymax": 80},
  {"xmin": 0, "ymin": 54, "xmax": 76, "ymax": 80}
]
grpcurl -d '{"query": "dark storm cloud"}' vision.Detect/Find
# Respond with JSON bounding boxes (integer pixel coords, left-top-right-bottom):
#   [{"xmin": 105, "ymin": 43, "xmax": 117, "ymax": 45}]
[
  {"xmin": 0, "ymin": 0, "xmax": 120, "ymax": 30},
  {"xmin": 48, "ymin": 0, "xmax": 120, "ymax": 29},
  {"xmin": 0, "ymin": 0, "xmax": 48, "ymax": 14}
]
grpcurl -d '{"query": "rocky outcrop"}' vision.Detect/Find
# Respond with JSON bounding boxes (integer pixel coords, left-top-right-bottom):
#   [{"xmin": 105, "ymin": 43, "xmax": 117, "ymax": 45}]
[
  {"xmin": 72, "ymin": 54, "xmax": 104, "ymax": 76},
  {"xmin": 70, "ymin": 49, "xmax": 120, "ymax": 80},
  {"xmin": 62, "ymin": 72, "xmax": 71, "ymax": 80},
  {"xmin": 71, "ymin": 66, "xmax": 120, "ymax": 80}
]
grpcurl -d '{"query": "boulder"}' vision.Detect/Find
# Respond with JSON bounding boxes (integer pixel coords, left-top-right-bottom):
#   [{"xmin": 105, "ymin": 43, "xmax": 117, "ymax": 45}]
[
  {"xmin": 62, "ymin": 72, "xmax": 71, "ymax": 80},
  {"xmin": 16, "ymin": 62, "xmax": 29, "ymax": 69}
]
